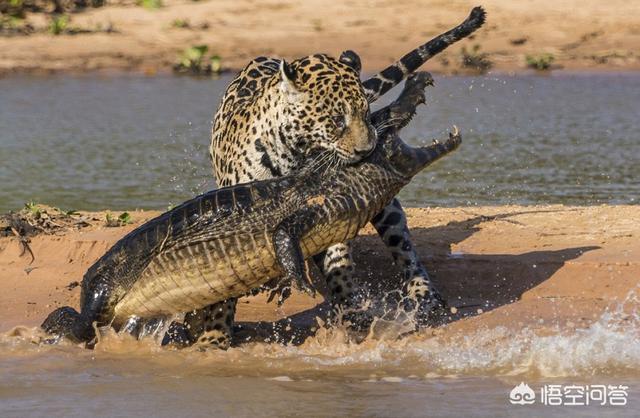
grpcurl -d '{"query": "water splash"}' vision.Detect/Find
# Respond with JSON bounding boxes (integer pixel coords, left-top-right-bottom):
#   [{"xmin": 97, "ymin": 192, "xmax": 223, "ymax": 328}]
[{"xmin": 2, "ymin": 292, "xmax": 639, "ymax": 380}]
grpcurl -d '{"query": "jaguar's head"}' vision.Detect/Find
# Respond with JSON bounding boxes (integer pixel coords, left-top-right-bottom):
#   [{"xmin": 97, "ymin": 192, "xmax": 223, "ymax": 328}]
[{"xmin": 278, "ymin": 51, "xmax": 377, "ymax": 164}]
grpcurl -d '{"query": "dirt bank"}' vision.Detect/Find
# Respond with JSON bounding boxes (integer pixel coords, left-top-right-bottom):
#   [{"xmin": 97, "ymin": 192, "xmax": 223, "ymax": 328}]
[
  {"xmin": 1, "ymin": 0, "xmax": 640, "ymax": 76},
  {"xmin": 1, "ymin": 205, "xmax": 638, "ymax": 344}
]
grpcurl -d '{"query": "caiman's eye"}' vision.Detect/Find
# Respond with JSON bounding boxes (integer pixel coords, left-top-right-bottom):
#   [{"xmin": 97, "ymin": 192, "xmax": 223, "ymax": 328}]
[{"xmin": 332, "ymin": 115, "xmax": 346, "ymax": 131}]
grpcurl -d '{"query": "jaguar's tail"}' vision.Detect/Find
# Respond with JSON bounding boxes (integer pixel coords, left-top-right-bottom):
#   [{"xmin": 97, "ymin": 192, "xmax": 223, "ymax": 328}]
[{"xmin": 362, "ymin": 6, "xmax": 486, "ymax": 102}]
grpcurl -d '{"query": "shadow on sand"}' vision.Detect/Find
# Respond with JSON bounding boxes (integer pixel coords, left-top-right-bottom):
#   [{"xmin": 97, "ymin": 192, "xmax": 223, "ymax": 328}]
[{"xmin": 233, "ymin": 210, "xmax": 599, "ymax": 346}]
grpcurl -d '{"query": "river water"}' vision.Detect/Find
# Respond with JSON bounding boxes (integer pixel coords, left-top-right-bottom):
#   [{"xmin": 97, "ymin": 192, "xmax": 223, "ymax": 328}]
[
  {"xmin": 1, "ymin": 73, "xmax": 639, "ymax": 212},
  {"xmin": 1, "ymin": 300, "xmax": 639, "ymax": 417},
  {"xmin": 1, "ymin": 73, "xmax": 639, "ymax": 417}
]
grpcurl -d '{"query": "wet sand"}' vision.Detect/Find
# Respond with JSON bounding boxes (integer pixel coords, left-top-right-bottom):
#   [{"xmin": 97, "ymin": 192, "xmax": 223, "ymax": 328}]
[
  {"xmin": 1, "ymin": 205, "xmax": 638, "ymax": 343},
  {"xmin": 1, "ymin": 0, "xmax": 640, "ymax": 75}
]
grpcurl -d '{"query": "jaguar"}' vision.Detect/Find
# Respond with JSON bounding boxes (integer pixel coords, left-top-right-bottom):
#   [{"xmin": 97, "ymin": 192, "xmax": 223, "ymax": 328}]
[{"xmin": 171, "ymin": 6, "xmax": 486, "ymax": 349}]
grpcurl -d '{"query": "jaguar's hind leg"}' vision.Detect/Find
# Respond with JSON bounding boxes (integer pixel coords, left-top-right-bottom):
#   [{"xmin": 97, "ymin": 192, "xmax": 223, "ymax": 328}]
[
  {"xmin": 191, "ymin": 299, "xmax": 236, "ymax": 349},
  {"xmin": 315, "ymin": 242, "xmax": 372, "ymax": 332},
  {"xmin": 161, "ymin": 320, "xmax": 194, "ymax": 348},
  {"xmin": 161, "ymin": 299, "xmax": 237, "ymax": 350},
  {"xmin": 371, "ymin": 198, "xmax": 446, "ymax": 326}
]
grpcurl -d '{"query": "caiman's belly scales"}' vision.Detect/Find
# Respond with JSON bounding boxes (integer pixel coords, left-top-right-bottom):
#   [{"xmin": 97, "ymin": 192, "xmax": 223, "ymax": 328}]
[
  {"xmin": 112, "ymin": 210, "xmax": 369, "ymax": 322},
  {"xmin": 114, "ymin": 230, "xmax": 279, "ymax": 320}
]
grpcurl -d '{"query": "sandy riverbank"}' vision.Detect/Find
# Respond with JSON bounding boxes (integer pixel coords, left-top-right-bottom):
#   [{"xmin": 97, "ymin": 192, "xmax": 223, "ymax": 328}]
[
  {"xmin": 1, "ymin": 205, "xmax": 638, "ymax": 345},
  {"xmin": 1, "ymin": 0, "xmax": 640, "ymax": 76}
]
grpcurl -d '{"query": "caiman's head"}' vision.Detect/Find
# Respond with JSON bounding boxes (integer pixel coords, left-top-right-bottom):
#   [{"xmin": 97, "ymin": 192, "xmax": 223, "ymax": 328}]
[
  {"xmin": 380, "ymin": 126, "xmax": 462, "ymax": 179},
  {"xmin": 370, "ymin": 71, "xmax": 461, "ymax": 178},
  {"xmin": 278, "ymin": 51, "xmax": 377, "ymax": 163}
]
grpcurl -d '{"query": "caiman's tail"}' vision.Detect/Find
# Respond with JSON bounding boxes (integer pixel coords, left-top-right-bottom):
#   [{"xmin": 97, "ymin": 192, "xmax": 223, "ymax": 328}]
[
  {"xmin": 363, "ymin": 6, "xmax": 486, "ymax": 102},
  {"xmin": 41, "ymin": 306, "xmax": 96, "ymax": 345}
]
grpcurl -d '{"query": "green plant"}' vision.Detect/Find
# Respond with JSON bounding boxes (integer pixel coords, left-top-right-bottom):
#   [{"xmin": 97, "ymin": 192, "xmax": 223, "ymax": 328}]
[
  {"xmin": 460, "ymin": 44, "xmax": 492, "ymax": 73},
  {"xmin": 181, "ymin": 44, "xmax": 208, "ymax": 67},
  {"xmin": 171, "ymin": 18, "xmax": 190, "ymax": 28},
  {"xmin": 24, "ymin": 201, "xmax": 41, "ymax": 216},
  {"xmin": 209, "ymin": 54, "xmax": 222, "ymax": 73},
  {"xmin": 5, "ymin": 0, "xmax": 25, "ymax": 18},
  {"xmin": 173, "ymin": 45, "xmax": 223, "ymax": 76},
  {"xmin": 137, "ymin": 0, "xmax": 162, "ymax": 9},
  {"xmin": 118, "ymin": 212, "xmax": 132, "ymax": 224},
  {"xmin": 525, "ymin": 53, "xmax": 555, "ymax": 71},
  {"xmin": 105, "ymin": 211, "xmax": 132, "ymax": 227},
  {"xmin": 1, "ymin": 15, "xmax": 21, "ymax": 27},
  {"xmin": 48, "ymin": 14, "xmax": 69, "ymax": 35}
]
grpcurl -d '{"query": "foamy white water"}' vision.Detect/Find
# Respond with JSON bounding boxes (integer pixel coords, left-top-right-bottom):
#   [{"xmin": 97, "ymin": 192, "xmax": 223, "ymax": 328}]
[{"xmin": 1, "ymin": 293, "xmax": 639, "ymax": 418}]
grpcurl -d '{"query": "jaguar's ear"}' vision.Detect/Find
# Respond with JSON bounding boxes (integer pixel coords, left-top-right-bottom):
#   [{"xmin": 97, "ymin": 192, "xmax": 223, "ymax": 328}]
[
  {"xmin": 279, "ymin": 59, "xmax": 298, "ymax": 92},
  {"xmin": 339, "ymin": 50, "xmax": 361, "ymax": 73}
]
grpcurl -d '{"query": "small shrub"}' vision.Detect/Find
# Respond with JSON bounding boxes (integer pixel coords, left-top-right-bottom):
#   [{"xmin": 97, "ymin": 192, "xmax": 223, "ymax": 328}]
[
  {"xmin": 105, "ymin": 211, "xmax": 133, "ymax": 227},
  {"xmin": 4, "ymin": 0, "xmax": 25, "ymax": 18},
  {"xmin": 171, "ymin": 18, "xmax": 190, "ymax": 29},
  {"xmin": 118, "ymin": 212, "xmax": 132, "ymax": 224},
  {"xmin": 460, "ymin": 44, "xmax": 492, "ymax": 73},
  {"xmin": 182, "ymin": 44, "xmax": 207, "ymax": 66},
  {"xmin": 48, "ymin": 14, "xmax": 68, "ymax": 35},
  {"xmin": 173, "ymin": 45, "xmax": 223, "ymax": 76},
  {"xmin": 525, "ymin": 53, "xmax": 555, "ymax": 71},
  {"xmin": 24, "ymin": 201, "xmax": 41, "ymax": 217},
  {"xmin": 0, "ymin": 15, "xmax": 34, "ymax": 35},
  {"xmin": 137, "ymin": 0, "xmax": 162, "ymax": 9},
  {"xmin": 210, "ymin": 54, "xmax": 222, "ymax": 73}
]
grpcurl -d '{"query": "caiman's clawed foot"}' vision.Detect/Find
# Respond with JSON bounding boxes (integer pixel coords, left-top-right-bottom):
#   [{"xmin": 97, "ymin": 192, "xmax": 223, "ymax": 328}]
[
  {"xmin": 41, "ymin": 306, "xmax": 95, "ymax": 345},
  {"xmin": 370, "ymin": 71, "xmax": 434, "ymax": 136},
  {"xmin": 393, "ymin": 71, "xmax": 434, "ymax": 111}
]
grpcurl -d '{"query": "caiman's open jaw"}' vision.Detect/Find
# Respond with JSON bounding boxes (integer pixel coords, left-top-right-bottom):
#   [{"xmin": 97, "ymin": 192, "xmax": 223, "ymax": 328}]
[{"xmin": 383, "ymin": 124, "xmax": 461, "ymax": 178}]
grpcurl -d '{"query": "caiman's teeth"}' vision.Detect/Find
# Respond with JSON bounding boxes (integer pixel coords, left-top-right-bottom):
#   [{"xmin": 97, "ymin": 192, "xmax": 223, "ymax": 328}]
[{"xmin": 451, "ymin": 125, "xmax": 459, "ymax": 137}]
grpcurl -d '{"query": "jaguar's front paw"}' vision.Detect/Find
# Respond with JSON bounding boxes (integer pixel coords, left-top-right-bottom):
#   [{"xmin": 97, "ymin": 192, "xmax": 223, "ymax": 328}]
[{"xmin": 161, "ymin": 321, "xmax": 193, "ymax": 348}]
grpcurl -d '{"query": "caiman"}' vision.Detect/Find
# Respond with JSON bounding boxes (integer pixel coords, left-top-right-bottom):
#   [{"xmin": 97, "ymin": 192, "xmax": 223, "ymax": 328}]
[{"xmin": 41, "ymin": 72, "xmax": 462, "ymax": 346}]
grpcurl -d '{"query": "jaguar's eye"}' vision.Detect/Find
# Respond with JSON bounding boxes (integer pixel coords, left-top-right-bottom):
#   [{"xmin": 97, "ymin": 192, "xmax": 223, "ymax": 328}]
[{"xmin": 332, "ymin": 115, "xmax": 346, "ymax": 131}]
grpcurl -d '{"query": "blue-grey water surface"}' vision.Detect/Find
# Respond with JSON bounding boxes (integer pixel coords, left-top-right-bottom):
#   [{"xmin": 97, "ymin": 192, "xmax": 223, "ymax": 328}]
[{"xmin": 1, "ymin": 73, "xmax": 638, "ymax": 212}]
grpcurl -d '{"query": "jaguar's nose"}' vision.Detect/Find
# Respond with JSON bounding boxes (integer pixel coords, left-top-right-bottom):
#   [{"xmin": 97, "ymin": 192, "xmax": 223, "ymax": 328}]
[{"xmin": 354, "ymin": 142, "xmax": 375, "ymax": 158}]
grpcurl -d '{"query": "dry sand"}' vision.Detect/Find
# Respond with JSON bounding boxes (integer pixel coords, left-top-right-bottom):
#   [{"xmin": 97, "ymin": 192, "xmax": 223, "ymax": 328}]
[
  {"xmin": 1, "ymin": 0, "xmax": 640, "ymax": 75},
  {"xmin": 1, "ymin": 205, "xmax": 638, "ymax": 344}
]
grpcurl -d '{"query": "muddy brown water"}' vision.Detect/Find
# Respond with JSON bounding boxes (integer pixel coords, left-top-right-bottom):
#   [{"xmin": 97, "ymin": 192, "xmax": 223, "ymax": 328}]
[
  {"xmin": 1, "ymin": 73, "xmax": 640, "ymax": 417},
  {"xmin": 1, "ymin": 304, "xmax": 640, "ymax": 417}
]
